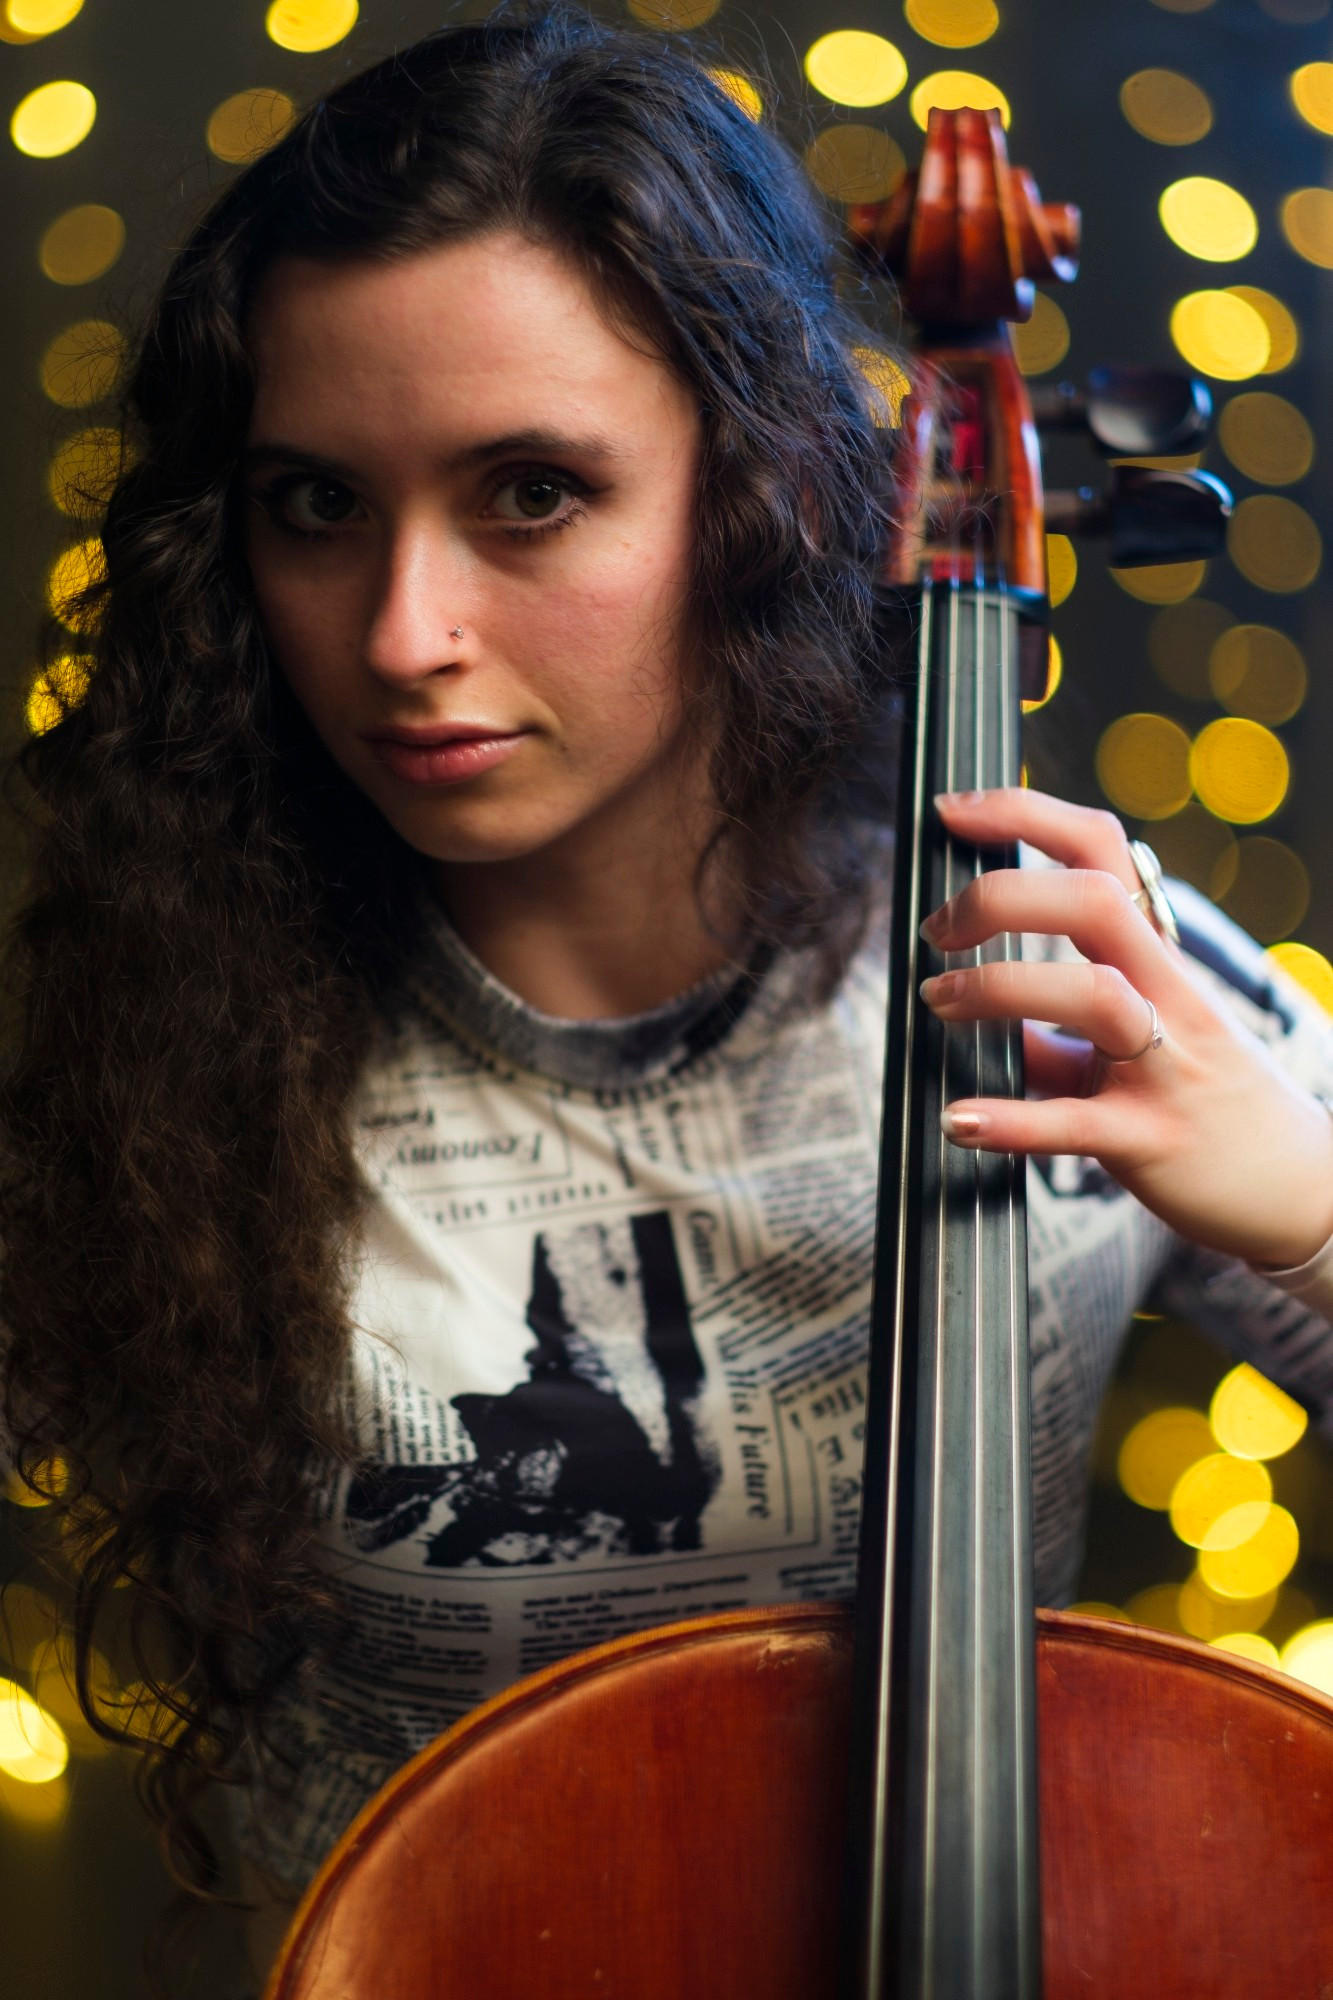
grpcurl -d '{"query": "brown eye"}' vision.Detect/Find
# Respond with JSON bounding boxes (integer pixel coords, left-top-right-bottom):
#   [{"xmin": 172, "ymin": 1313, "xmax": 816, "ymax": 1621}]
[
  {"xmin": 283, "ymin": 478, "xmax": 360, "ymax": 530},
  {"xmin": 488, "ymin": 471, "xmax": 581, "ymax": 525}
]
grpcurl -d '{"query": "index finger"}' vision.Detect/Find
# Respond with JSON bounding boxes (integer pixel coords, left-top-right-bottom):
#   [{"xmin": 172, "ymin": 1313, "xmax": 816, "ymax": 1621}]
[{"xmin": 935, "ymin": 787, "xmax": 1138, "ymax": 883}]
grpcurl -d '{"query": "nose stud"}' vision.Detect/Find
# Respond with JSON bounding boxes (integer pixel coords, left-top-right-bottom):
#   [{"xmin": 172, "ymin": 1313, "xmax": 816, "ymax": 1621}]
[{"xmin": 450, "ymin": 626, "xmax": 465, "ymax": 639}]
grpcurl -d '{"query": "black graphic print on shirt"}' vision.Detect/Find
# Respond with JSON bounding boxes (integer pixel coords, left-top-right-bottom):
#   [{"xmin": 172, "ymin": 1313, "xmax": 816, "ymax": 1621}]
[{"xmin": 344, "ymin": 1211, "xmax": 721, "ymax": 1568}]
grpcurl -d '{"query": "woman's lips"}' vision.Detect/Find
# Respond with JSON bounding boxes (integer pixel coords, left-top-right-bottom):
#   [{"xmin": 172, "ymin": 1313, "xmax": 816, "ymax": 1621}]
[{"xmin": 366, "ymin": 733, "xmax": 526, "ymax": 785}]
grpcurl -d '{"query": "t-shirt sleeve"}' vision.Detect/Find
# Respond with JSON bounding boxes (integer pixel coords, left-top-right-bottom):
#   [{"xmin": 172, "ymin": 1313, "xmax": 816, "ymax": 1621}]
[{"xmin": 1150, "ymin": 879, "xmax": 1333, "ymax": 1440}]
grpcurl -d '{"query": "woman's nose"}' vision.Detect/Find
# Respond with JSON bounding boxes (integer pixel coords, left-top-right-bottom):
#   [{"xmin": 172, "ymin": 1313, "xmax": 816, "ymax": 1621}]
[{"xmin": 360, "ymin": 522, "xmax": 475, "ymax": 682}]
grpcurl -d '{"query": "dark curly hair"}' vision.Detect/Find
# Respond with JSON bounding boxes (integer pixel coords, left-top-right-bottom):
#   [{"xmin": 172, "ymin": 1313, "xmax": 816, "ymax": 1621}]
[{"xmin": 0, "ymin": 1, "xmax": 902, "ymax": 1985}]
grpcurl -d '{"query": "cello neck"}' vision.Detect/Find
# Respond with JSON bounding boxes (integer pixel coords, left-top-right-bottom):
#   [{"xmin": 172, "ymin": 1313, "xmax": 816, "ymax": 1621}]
[{"xmin": 840, "ymin": 572, "xmax": 1040, "ymax": 2000}]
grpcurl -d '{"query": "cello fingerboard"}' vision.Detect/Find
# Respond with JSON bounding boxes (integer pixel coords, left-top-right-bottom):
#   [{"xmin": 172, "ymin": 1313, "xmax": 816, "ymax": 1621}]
[{"xmin": 841, "ymin": 578, "xmax": 1041, "ymax": 2000}]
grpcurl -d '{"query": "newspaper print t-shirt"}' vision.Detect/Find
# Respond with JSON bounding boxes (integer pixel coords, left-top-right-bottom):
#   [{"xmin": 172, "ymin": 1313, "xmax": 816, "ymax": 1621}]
[{"xmin": 230, "ymin": 876, "xmax": 1333, "ymax": 1890}]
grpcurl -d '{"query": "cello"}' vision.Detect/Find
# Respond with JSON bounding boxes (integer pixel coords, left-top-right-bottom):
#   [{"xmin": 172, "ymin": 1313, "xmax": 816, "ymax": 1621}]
[{"xmin": 261, "ymin": 109, "xmax": 1333, "ymax": 2000}]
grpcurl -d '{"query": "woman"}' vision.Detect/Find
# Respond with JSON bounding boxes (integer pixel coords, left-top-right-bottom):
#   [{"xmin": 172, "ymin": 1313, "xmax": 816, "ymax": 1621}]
[{"xmin": 3, "ymin": 5, "xmax": 1333, "ymax": 1992}]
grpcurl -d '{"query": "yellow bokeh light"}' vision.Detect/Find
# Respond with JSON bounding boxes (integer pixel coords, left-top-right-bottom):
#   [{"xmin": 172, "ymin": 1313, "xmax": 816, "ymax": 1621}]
[
  {"xmin": 910, "ymin": 70, "xmax": 1010, "ymax": 130},
  {"xmin": 2, "ymin": 0, "xmax": 82, "ymax": 36},
  {"xmin": 1120, "ymin": 69, "xmax": 1213, "ymax": 146},
  {"xmin": 30, "ymin": 1634, "xmax": 116, "ymax": 1753},
  {"xmin": 1046, "ymin": 534, "xmax": 1076, "ymax": 608},
  {"xmin": 1199, "ymin": 1504, "xmax": 1299, "ymax": 1597},
  {"xmin": 1068, "ymin": 1601, "xmax": 1133, "ymax": 1623},
  {"xmin": 1112, "ymin": 559, "xmax": 1206, "ymax": 605},
  {"xmin": 1179, "ymin": 1569, "xmax": 1276, "ymax": 1640},
  {"xmin": 1282, "ymin": 187, "xmax": 1333, "ymax": 268},
  {"xmin": 904, "ymin": 0, "xmax": 998, "ymax": 47},
  {"xmin": 1267, "ymin": 941, "xmax": 1333, "ymax": 1015},
  {"xmin": 1096, "ymin": 713, "xmax": 1193, "ymax": 821},
  {"xmin": 1210, "ymin": 626, "xmax": 1306, "ymax": 726},
  {"xmin": 1281, "ymin": 1620, "xmax": 1333, "ymax": 1695},
  {"xmin": 852, "ymin": 346, "xmax": 911, "ymax": 427},
  {"xmin": 26, "ymin": 654, "xmax": 92, "ymax": 735},
  {"xmin": 626, "ymin": 0, "xmax": 720, "ymax": 22},
  {"xmin": 805, "ymin": 31, "xmax": 907, "ymax": 108},
  {"xmin": 1211, "ymin": 1632, "xmax": 1280, "ymax": 1666},
  {"xmin": 10, "ymin": 79, "xmax": 96, "ymax": 158},
  {"xmin": 206, "ymin": 88, "xmax": 297, "ymax": 165},
  {"xmin": 1011, "ymin": 292, "xmax": 1069, "ymax": 376},
  {"xmin": 804, "ymin": 125, "xmax": 905, "ymax": 202},
  {"xmin": 0, "ymin": 1679, "xmax": 67, "ymax": 1783},
  {"xmin": 46, "ymin": 536, "xmax": 105, "ymax": 634},
  {"xmin": 1227, "ymin": 286, "xmax": 1300, "ymax": 373},
  {"xmin": 1170, "ymin": 290, "xmax": 1270, "ymax": 380},
  {"xmin": 39, "ymin": 319, "xmax": 125, "ymax": 410},
  {"xmin": 47, "ymin": 426, "xmax": 124, "ymax": 518},
  {"xmin": 707, "ymin": 70, "xmax": 762, "ymax": 121},
  {"xmin": 1118, "ymin": 1406, "xmax": 1215, "ymax": 1510},
  {"xmin": 1191, "ymin": 717, "xmax": 1289, "ymax": 824},
  {"xmin": 265, "ymin": 0, "xmax": 357, "ymax": 53},
  {"xmin": 0, "ymin": 1585, "xmax": 59, "ymax": 1672},
  {"xmin": 1147, "ymin": 801, "xmax": 1237, "ymax": 900},
  {"xmin": 1170, "ymin": 1452, "xmax": 1272, "ymax": 1549},
  {"xmin": 38, "ymin": 203, "xmax": 124, "ymax": 286},
  {"xmin": 1228, "ymin": 493, "xmax": 1322, "ymax": 593},
  {"xmin": 1291, "ymin": 62, "xmax": 1333, "ymax": 134},
  {"xmin": 1218, "ymin": 392, "xmax": 1313, "ymax": 486},
  {"xmin": 1218, "ymin": 837, "xmax": 1310, "ymax": 943},
  {"xmin": 1125, "ymin": 1582, "xmax": 1188, "ymax": 1634},
  {"xmin": 1211, "ymin": 1362, "xmax": 1307, "ymax": 1461},
  {"xmin": 1159, "ymin": 177, "xmax": 1258, "ymax": 262}
]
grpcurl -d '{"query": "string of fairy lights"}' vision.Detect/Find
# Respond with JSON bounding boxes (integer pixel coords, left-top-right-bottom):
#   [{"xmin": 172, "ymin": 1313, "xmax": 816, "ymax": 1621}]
[{"xmin": 6, "ymin": 0, "xmax": 1333, "ymax": 1874}]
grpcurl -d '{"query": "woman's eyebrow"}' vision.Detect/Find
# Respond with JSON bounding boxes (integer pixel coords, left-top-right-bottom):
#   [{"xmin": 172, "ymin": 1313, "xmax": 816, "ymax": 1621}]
[{"xmin": 241, "ymin": 428, "xmax": 626, "ymax": 479}]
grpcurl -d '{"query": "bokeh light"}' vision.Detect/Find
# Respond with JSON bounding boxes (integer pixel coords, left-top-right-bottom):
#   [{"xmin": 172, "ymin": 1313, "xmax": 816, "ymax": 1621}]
[
  {"xmin": 1125, "ymin": 1581, "xmax": 1188, "ymax": 1632},
  {"xmin": 10, "ymin": 80, "xmax": 96, "ymax": 158},
  {"xmin": 1281, "ymin": 187, "xmax": 1333, "ymax": 268},
  {"xmin": 1147, "ymin": 801, "xmax": 1238, "ymax": 899},
  {"xmin": 1170, "ymin": 290, "xmax": 1270, "ymax": 379},
  {"xmin": 1170, "ymin": 1452, "xmax": 1272, "ymax": 1549},
  {"xmin": 804, "ymin": 125, "xmax": 905, "ymax": 202},
  {"xmin": 1228, "ymin": 494, "xmax": 1322, "ymax": 592},
  {"xmin": 1212, "ymin": 1632, "xmax": 1280, "ymax": 1665},
  {"xmin": 0, "ymin": 1678, "xmax": 67, "ymax": 1783},
  {"xmin": 39, "ymin": 320, "xmax": 125, "ymax": 409},
  {"xmin": 1159, "ymin": 177, "xmax": 1258, "ymax": 262},
  {"xmin": 1119, "ymin": 1405, "xmax": 1215, "ymax": 1508},
  {"xmin": 1, "ymin": 0, "xmax": 82, "ymax": 40},
  {"xmin": 1191, "ymin": 717, "xmax": 1289, "ymax": 823},
  {"xmin": 1096, "ymin": 713, "xmax": 1193, "ymax": 820},
  {"xmin": 1011, "ymin": 292, "xmax": 1069, "ymax": 375},
  {"xmin": 45, "ymin": 536, "xmax": 104, "ymax": 634},
  {"xmin": 1046, "ymin": 534, "xmax": 1076, "ymax": 607},
  {"xmin": 910, "ymin": 71, "xmax": 1010, "ymax": 130},
  {"xmin": 38, "ymin": 203, "xmax": 124, "ymax": 286},
  {"xmin": 1268, "ymin": 941, "xmax": 1333, "ymax": 1014},
  {"xmin": 1112, "ymin": 560, "xmax": 1206, "ymax": 606},
  {"xmin": 1199, "ymin": 1505, "xmax": 1299, "ymax": 1596},
  {"xmin": 206, "ymin": 88, "xmax": 297, "ymax": 165},
  {"xmin": 1281, "ymin": 1621, "xmax": 1333, "ymax": 1694},
  {"xmin": 1148, "ymin": 598, "xmax": 1234, "ymax": 701},
  {"xmin": 1021, "ymin": 635, "xmax": 1062, "ymax": 714},
  {"xmin": 852, "ymin": 346, "xmax": 911, "ymax": 427},
  {"xmin": 265, "ymin": 0, "xmax": 358, "ymax": 53},
  {"xmin": 804, "ymin": 32, "xmax": 908, "ymax": 108},
  {"xmin": 904, "ymin": 0, "xmax": 998, "ymax": 46},
  {"xmin": 26, "ymin": 653, "xmax": 91, "ymax": 734},
  {"xmin": 1120, "ymin": 69, "xmax": 1213, "ymax": 146},
  {"xmin": 1290, "ymin": 62, "xmax": 1333, "ymax": 135},
  {"xmin": 46, "ymin": 426, "xmax": 124, "ymax": 517},
  {"xmin": 1227, "ymin": 286, "xmax": 1300, "ymax": 373},
  {"xmin": 1179, "ymin": 1569, "xmax": 1277, "ymax": 1640},
  {"xmin": 707, "ymin": 70, "xmax": 762, "ymax": 121},
  {"xmin": 1218, "ymin": 392, "xmax": 1313, "ymax": 485},
  {"xmin": 1211, "ymin": 1362, "xmax": 1308, "ymax": 1460},
  {"xmin": 1209, "ymin": 625, "xmax": 1307, "ymax": 725},
  {"xmin": 0, "ymin": 1584, "xmax": 59, "ymax": 1670},
  {"xmin": 1219, "ymin": 837, "xmax": 1310, "ymax": 941}
]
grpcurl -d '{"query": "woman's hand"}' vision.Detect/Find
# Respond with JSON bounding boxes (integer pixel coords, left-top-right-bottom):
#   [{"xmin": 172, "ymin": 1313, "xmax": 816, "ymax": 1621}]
[{"xmin": 919, "ymin": 787, "xmax": 1333, "ymax": 1271}]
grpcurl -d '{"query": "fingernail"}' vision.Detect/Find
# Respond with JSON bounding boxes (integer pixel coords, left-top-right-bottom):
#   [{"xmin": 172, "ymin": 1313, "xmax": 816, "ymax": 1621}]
[
  {"xmin": 920, "ymin": 898, "xmax": 952, "ymax": 943},
  {"xmin": 920, "ymin": 972, "xmax": 961, "ymax": 1004},
  {"xmin": 935, "ymin": 789, "xmax": 985, "ymax": 809},
  {"xmin": 941, "ymin": 1107, "xmax": 989, "ymax": 1141}
]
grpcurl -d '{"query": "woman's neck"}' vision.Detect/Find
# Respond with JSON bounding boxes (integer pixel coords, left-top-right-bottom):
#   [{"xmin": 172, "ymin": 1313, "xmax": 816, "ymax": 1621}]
[{"xmin": 434, "ymin": 795, "xmax": 741, "ymax": 1022}]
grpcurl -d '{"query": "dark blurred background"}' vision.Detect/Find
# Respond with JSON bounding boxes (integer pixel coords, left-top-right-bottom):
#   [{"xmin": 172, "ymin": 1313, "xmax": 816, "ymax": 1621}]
[{"xmin": 5, "ymin": 0, "xmax": 1333, "ymax": 1992}]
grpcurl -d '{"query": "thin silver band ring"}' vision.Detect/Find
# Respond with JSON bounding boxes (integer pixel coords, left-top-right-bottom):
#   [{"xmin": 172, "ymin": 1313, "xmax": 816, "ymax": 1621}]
[{"xmin": 1095, "ymin": 996, "xmax": 1164, "ymax": 1066}]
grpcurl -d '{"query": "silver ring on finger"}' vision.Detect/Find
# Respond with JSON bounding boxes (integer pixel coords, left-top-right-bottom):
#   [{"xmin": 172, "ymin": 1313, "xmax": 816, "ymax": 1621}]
[
  {"xmin": 1094, "ymin": 995, "xmax": 1164, "ymax": 1066},
  {"xmin": 1127, "ymin": 839, "xmax": 1181, "ymax": 947}
]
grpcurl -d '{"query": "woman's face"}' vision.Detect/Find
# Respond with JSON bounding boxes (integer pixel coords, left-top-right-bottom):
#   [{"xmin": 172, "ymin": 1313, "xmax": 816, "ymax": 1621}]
[{"xmin": 242, "ymin": 230, "xmax": 706, "ymax": 877}]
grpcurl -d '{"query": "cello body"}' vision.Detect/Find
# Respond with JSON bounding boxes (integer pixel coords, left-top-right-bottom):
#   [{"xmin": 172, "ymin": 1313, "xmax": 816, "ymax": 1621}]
[{"xmin": 264, "ymin": 1605, "xmax": 1333, "ymax": 1999}]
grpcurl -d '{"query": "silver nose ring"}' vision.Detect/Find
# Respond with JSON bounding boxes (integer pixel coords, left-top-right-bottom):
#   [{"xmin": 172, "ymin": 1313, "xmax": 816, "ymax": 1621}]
[{"xmin": 450, "ymin": 626, "xmax": 465, "ymax": 639}]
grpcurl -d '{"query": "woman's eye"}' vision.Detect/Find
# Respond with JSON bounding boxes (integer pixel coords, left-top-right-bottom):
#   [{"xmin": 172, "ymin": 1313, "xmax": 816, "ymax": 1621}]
[
  {"xmin": 278, "ymin": 478, "xmax": 361, "ymax": 532},
  {"xmin": 487, "ymin": 472, "xmax": 583, "ymax": 529}
]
